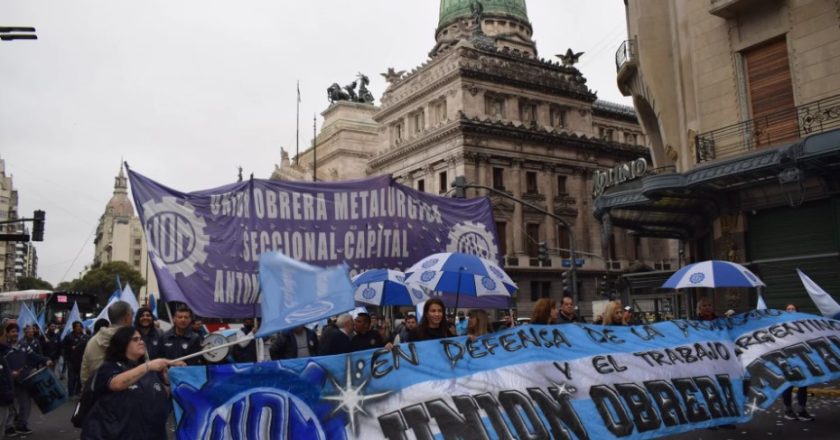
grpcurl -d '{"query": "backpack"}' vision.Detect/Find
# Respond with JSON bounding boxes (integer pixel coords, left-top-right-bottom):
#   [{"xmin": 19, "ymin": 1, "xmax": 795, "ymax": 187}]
[{"xmin": 70, "ymin": 371, "xmax": 98, "ymax": 428}]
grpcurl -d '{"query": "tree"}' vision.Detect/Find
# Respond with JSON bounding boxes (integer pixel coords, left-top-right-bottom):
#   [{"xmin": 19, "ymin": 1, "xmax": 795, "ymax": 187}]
[
  {"xmin": 54, "ymin": 281, "xmax": 74, "ymax": 291},
  {"xmin": 74, "ymin": 261, "xmax": 145, "ymax": 306},
  {"xmin": 15, "ymin": 276, "xmax": 53, "ymax": 291}
]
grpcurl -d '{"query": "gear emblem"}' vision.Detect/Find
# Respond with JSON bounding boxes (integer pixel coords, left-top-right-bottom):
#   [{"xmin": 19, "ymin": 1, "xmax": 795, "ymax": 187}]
[
  {"xmin": 446, "ymin": 221, "xmax": 499, "ymax": 261},
  {"xmin": 142, "ymin": 197, "xmax": 210, "ymax": 277}
]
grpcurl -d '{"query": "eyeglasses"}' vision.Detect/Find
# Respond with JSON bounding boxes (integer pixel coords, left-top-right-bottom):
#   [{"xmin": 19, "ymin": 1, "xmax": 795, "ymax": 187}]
[{"xmin": 131, "ymin": 336, "xmax": 142, "ymax": 342}]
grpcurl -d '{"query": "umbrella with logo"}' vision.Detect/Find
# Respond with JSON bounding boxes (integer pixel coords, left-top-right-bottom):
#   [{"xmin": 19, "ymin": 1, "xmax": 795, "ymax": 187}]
[
  {"xmin": 662, "ymin": 260, "xmax": 765, "ymax": 289},
  {"xmin": 404, "ymin": 252, "xmax": 517, "ymax": 309},
  {"xmin": 352, "ymin": 269, "xmax": 431, "ymax": 306}
]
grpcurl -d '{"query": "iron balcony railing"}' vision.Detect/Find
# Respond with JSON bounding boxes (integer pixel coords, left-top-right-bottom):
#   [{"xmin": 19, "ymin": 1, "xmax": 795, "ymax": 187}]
[
  {"xmin": 615, "ymin": 39, "xmax": 637, "ymax": 72},
  {"xmin": 695, "ymin": 93, "xmax": 840, "ymax": 163}
]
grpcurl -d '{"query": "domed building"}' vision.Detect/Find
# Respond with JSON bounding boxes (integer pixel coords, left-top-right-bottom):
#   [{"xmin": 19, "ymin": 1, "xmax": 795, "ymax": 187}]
[
  {"xmin": 280, "ymin": 0, "xmax": 677, "ymax": 319},
  {"xmin": 92, "ymin": 166, "xmax": 158, "ymax": 302}
]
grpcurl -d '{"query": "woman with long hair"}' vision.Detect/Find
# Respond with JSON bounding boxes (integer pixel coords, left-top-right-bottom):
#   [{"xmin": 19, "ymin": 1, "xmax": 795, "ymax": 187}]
[
  {"xmin": 530, "ymin": 298, "xmax": 559, "ymax": 325},
  {"xmin": 407, "ymin": 298, "xmax": 452, "ymax": 342},
  {"xmin": 466, "ymin": 309, "xmax": 491, "ymax": 341},
  {"xmin": 81, "ymin": 326, "xmax": 184, "ymax": 439},
  {"xmin": 601, "ymin": 300, "xmax": 626, "ymax": 326}
]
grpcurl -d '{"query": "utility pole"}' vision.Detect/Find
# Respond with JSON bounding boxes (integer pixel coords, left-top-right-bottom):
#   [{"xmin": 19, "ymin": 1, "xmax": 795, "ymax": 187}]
[
  {"xmin": 452, "ymin": 177, "xmax": 580, "ymax": 302},
  {"xmin": 312, "ymin": 114, "xmax": 317, "ymax": 181}
]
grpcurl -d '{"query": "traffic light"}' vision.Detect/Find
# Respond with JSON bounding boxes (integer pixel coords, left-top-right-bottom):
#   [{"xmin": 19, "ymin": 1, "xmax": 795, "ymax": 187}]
[
  {"xmin": 538, "ymin": 241, "xmax": 548, "ymax": 262},
  {"xmin": 561, "ymin": 271, "xmax": 570, "ymax": 293},
  {"xmin": 32, "ymin": 210, "xmax": 45, "ymax": 241},
  {"xmin": 452, "ymin": 176, "xmax": 467, "ymax": 198},
  {"xmin": 600, "ymin": 274, "xmax": 608, "ymax": 297}
]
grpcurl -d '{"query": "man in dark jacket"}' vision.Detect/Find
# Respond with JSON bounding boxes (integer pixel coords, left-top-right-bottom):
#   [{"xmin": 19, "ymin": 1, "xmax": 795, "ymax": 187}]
[
  {"xmin": 4, "ymin": 322, "xmax": 52, "ymax": 435},
  {"xmin": 557, "ymin": 296, "xmax": 583, "ymax": 323},
  {"xmin": 62, "ymin": 321, "xmax": 88, "ymax": 397},
  {"xmin": 42, "ymin": 322, "xmax": 62, "ymax": 369},
  {"xmin": 351, "ymin": 313, "xmax": 384, "ymax": 352},
  {"xmin": 269, "ymin": 326, "xmax": 318, "ymax": 360},
  {"xmin": 159, "ymin": 306, "xmax": 203, "ymax": 365},
  {"xmin": 319, "ymin": 314, "xmax": 353, "ymax": 356},
  {"xmin": 0, "ymin": 324, "xmax": 16, "ymax": 439},
  {"xmin": 134, "ymin": 307, "xmax": 164, "ymax": 359}
]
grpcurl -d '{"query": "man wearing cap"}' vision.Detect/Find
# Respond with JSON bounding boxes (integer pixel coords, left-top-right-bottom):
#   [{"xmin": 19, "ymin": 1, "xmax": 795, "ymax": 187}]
[{"xmin": 623, "ymin": 306, "xmax": 642, "ymax": 325}]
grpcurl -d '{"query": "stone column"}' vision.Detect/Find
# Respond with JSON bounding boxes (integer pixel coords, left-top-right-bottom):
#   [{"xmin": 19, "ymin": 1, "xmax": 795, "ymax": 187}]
[
  {"xmin": 512, "ymin": 159, "xmax": 525, "ymax": 255},
  {"xmin": 544, "ymin": 165, "xmax": 557, "ymax": 252}
]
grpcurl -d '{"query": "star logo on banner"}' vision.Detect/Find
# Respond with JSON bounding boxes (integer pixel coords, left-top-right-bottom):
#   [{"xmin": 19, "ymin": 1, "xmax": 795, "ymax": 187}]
[
  {"xmin": 745, "ymin": 397, "xmax": 765, "ymax": 416},
  {"xmin": 553, "ymin": 381, "xmax": 577, "ymax": 397},
  {"xmin": 324, "ymin": 357, "xmax": 390, "ymax": 434}
]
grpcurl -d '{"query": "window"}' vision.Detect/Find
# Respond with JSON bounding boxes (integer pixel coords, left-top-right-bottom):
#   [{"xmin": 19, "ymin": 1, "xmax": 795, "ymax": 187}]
[
  {"xmin": 438, "ymin": 171, "xmax": 448, "ymax": 194},
  {"xmin": 599, "ymin": 127, "xmax": 614, "ymax": 141},
  {"xmin": 557, "ymin": 227, "xmax": 571, "ymax": 259},
  {"xmin": 485, "ymin": 95, "xmax": 505, "ymax": 118},
  {"xmin": 432, "ymin": 99, "xmax": 447, "ymax": 125},
  {"xmin": 134, "ymin": 238, "xmax": 141, "ymax": 245},
  {"xmin": 393, "ymin": 121, "xmax": 404, "ymax": 143},
  {"xmin": 412, "ymin": 110, "xmax": 425, "ymax": 134},
  {"xmin": 743, "ymin": 37, "xmax": 797, "ymax": 148},
  {"xmin": 134, "ymin": 249, "xmax": 141, "ymax": 256},
  {"xmin": 492, "ymin": 167, "xmax": 505, "ymax": 190},
  {"xmin": 550, "ymin": 106, "xmax": 565, "ymax": 128},
  {"xmin": 625, "ymin": 133, "xmax": 636, "ymax": 145},
  {"xmin": 519, "ymin": 101, "xmax": 537, "ymax": 123},
  {"xmin": 525, "ymin": 171, "xmax": 538, "ymax": 194},
  {"xmin": 557, "ymin": 175, "xmax": 568, "ymax": 195},
  {"xmin": 526, "ymin": 223, "xmax": 540, "ymax": 257},
  {"xmin": 495, "ymin": 222, "xmax": 507, "ymax": 256},
  {"xmin": 417, "ymin": 179, "xmax": 425, "ymax": 192},
  {"xmin": 530, "ymin": 281, "xmax": 552, "ymax": 301}
]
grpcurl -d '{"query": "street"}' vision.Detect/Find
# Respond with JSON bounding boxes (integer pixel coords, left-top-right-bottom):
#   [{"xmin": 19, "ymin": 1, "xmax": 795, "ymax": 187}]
[{"xmin": 14, "ymin": 392, "xmax": 840, "ymax": 440}]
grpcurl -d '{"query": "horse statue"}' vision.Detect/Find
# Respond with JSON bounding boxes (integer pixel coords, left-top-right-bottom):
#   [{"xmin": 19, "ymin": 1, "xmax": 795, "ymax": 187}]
[
  {"xmin": 357, "ymin": 73, "xmax": 374, "ymax": 104},
  {"xmin": 327, "ymin": 83, "xmax": 350, "ymax": 103}
]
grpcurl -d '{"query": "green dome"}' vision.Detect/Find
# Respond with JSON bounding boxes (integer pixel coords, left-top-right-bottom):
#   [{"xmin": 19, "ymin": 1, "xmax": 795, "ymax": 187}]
[{"xmin": 438, "ymin": 0, "xmax": 529, "ymax": 28}]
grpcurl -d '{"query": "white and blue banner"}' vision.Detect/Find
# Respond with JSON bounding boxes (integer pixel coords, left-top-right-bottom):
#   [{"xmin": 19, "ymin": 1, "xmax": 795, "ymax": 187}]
[
  {"xmin": 256, "ymin": 252, "xmax": 355, "ymax": 338},
  {"xmin": 170, "ymin": 310, "xmax": 840, "ymax": 439}
]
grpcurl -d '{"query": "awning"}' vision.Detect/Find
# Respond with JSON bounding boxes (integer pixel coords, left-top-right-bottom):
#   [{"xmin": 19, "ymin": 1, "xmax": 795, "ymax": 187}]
[{"xmin": 594, "ymin": 128, "xmax": 840, "ymax": 238}]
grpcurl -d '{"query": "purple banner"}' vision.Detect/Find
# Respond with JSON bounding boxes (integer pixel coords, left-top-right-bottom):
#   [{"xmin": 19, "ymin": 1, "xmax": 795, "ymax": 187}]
[{"xmin": 127, "ymin": 169, "xmax": 501, "ymax": 318}]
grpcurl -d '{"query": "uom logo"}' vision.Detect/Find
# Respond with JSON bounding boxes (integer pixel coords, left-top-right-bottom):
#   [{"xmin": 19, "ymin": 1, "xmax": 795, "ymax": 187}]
[
  {"xmin": 199, "ymin": 390, "xmax": 326, "ymax": 440},
  {"xmin": 142, "ymin": 197, "xmax": 209, "ymax": 277}
]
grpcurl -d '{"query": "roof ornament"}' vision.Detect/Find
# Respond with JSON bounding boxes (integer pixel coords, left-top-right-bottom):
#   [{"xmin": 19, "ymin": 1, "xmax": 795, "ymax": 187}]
[
  {"xmin": 557, "ymin": 48, "xmax": 585, "ymax": 67},
  {"xmin": 381, "ymin": 68, "xmax": 406, "ymax": 90},
  {"xmin": 327, "ymin": 73, "xmax": 375, "ymax": 105}
]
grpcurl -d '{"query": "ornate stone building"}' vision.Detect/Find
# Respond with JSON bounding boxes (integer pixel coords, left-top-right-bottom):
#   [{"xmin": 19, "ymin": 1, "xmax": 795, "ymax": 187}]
[
  {"xmin": 601, "ymin": 0, "xmax": 840, "ymax": 314},
  {"xmin": 277, "ymin": 0, "xmax": 677, "ymax": 318},
  {"xmin": 93, "ymin": 166, "xmax": 158, "ymax": 302}
]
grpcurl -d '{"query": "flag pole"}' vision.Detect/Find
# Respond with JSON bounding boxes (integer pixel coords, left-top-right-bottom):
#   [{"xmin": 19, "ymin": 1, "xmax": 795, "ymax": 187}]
[
  {"xmin": 312, "ymin": 114, "xmax": 317, "ymax": 181},
  {"xmin": 296, "ymin": 80, "xmax": 300, "ymax": 165}
]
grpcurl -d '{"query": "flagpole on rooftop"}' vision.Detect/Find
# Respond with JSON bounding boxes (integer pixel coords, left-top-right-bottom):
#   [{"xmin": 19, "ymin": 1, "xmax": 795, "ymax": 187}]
[{"xmin": 296, "ymin": 80, "xmax": 300, "ymax": 165}]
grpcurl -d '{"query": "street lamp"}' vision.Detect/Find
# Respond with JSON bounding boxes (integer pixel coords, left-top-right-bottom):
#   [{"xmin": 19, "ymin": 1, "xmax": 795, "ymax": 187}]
[{"xmin": 0, "ymin": 27, "xmax": 37, "ymax": 41}]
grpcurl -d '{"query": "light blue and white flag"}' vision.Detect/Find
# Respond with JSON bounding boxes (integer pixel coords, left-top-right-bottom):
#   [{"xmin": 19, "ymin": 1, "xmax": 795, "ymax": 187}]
[
  {"xmin": 256, "ymin": 252, "xmax": 355, "ymax": 338},
  {"xmin": 120, "ymin": 283, "xmax": 141, "ymax": 314},
  {"xmin": 36, "ymin": 309, "xmax": 46, "ymax": 330},
  {"xmin": 149, "ymin": 293, "xmax": 159, "ymax": 319},
  {"xmin": 756, "ymin": 292, "xmax": 768, "ymax": 310},
  {"xmin": 16, "ymin": 303, "xmax": 38, "ymax": 329},
  {"xmin": 797, "ymin": 269, "xmax": 840, "ymax": 319},
  {"xmin": 60, "ymin": 302, "xmax": 81, "ymax": 340}
]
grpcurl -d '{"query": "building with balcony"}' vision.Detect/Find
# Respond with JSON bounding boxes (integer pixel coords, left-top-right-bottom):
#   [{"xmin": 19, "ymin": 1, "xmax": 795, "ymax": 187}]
[
  {"xmin": 0, "ymin": 157, "xmax": 21, "ymax": 291},
  {"xmin": 600, "ymin": 0, "xmax": 840, "ymax": 314},
  {"xmin": 276, "ymin": 0, "xmax": 677, "ymax": 318}
]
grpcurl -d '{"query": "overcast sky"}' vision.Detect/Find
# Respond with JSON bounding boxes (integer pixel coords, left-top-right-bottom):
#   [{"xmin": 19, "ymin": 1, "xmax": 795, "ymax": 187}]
[{"xmin": 1, "ymin": 0, "xmax": 631, "ymax": 286}]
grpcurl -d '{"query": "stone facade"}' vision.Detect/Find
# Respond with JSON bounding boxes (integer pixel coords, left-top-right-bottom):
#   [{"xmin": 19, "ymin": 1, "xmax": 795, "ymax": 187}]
[
  {"xmin": 92, "ymin": 167, "xmax": 158, "ymax": 302},
  {"xmin": 614, "ymin": 0, "xmax": 840, "ymax": 313},
  {"xmin": 0, "ymin": 157, "xmax": 19, "ymax": 291},
  {"xmin": 277, "ymin": 1, "xmax": 678, "ymax": 318}
]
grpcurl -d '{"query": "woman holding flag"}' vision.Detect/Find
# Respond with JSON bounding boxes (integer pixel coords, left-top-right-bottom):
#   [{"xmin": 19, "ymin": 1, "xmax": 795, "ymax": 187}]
[{"xmin": 80, "ymin": 326, "xmax": 185, "ymax": 439}]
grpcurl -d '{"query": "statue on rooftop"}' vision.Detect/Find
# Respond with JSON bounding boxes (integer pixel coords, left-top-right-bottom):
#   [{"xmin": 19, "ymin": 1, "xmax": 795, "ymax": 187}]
[
  {"xmin": 326, "ymin": 73, "xmax": 375, "ymax": 104},
  {"xmin": 557, "ymin": 48, "xmax": 585, "ymax": 67}
]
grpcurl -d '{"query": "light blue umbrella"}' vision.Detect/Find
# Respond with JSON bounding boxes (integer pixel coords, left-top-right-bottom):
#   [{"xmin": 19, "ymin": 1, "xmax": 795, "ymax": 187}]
[
  {"xmin": 662, "ymin": 260, "xmax": 765, "ymax": 289},
  {"xmin": 352, "ymin": 269, "xmax": 430, "ymax": 306},
  {"xmin": 404, "ymin": 252, "xmax": 517, "ymax": 309}
]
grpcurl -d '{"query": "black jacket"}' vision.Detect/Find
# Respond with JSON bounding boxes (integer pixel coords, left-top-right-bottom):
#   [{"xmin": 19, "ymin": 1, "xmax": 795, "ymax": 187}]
[
  {"xmin": 351, "ymin": 330, "xmax": 384, "ymax": 352},
  {"xmin": 159, "ymin": 328, "xmax": 202, "ymax": 365},
  {"xmin": 63, "ymin": 332, "xmax": 89, "ymax": 368},
  {"xmin": 269, "ymin": 328, "xmax": 319, "ymax": 360},
  {"xmin": 0, "ymin": 343, "xmax": 15, "ymax": 406},
  {"xmin": 319, "ymin": 330, "xmax": 352, "ymax": 356}
]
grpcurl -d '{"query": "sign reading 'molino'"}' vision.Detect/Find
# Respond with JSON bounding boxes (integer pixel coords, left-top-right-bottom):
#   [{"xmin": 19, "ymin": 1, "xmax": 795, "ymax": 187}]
[
  {"xmin": 127, "ymin": 168, "xmax": 501, "ymax": 318},
  {"xmin": 592, "ymin": 157, "xmax": 649, "ymax": 198}
]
